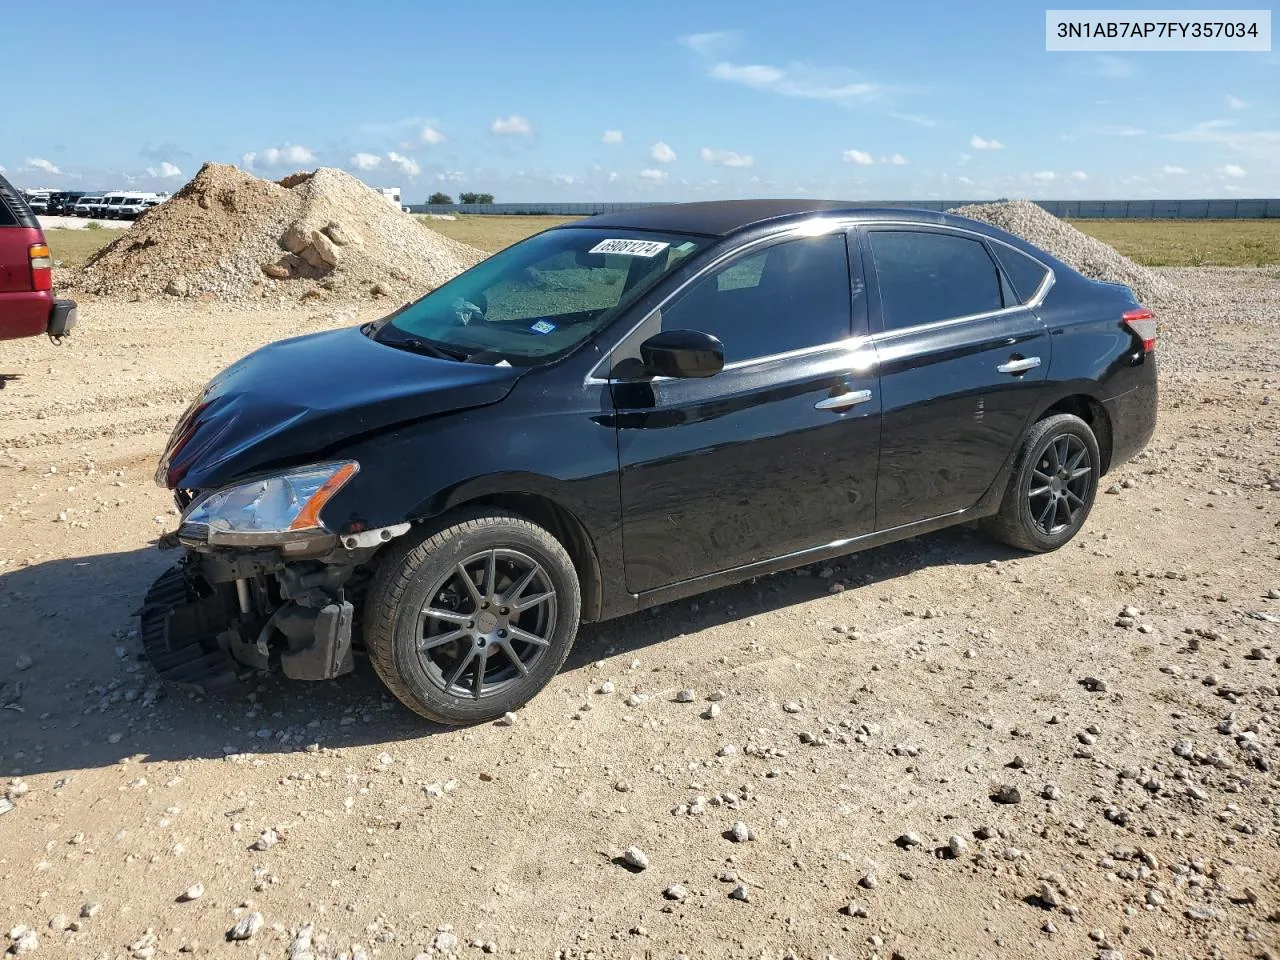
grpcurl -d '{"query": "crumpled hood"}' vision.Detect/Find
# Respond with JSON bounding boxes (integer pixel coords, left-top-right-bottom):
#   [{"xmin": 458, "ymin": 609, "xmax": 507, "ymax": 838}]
[{"xmin": 157, "ymin": 325, "xmax": 521, "ymax": 491}]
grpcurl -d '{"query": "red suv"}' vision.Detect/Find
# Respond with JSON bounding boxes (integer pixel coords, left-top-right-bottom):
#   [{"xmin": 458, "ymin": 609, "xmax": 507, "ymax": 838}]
[{"xmin": 1, "ymin": 173, "xmax": 77, "ymax": 341}]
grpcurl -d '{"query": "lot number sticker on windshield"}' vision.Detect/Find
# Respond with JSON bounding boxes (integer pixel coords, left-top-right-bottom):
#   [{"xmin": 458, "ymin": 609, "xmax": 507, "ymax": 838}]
[{"xmin": 589, "ymin": 238, "xmax": 670, "ymax": 257}]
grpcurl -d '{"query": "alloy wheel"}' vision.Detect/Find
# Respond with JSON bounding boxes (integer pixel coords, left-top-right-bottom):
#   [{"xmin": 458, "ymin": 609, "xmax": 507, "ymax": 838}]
[
  {"xmin": 1027, "ymin": 434, "xmax": 1093, "ymax": 536},
  {"xmin": 416, "ymin": 548, "xmax": 558, "ymax": 700}
]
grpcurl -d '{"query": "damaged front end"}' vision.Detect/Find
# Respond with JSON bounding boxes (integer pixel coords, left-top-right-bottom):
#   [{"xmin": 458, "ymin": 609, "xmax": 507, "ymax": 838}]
[{"xmin": 140, "ymin": 459, "xmax": 407, "ymax": 693}]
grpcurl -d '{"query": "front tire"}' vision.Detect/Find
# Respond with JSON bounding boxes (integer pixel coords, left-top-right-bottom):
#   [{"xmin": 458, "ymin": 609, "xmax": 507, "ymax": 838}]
[
  {"xmin": 981, "ymin": 413, "xmax": 1101, "ymax": 553},
  {"xmin": 363, "ymin": 510, "xmax": 581, "ymax": 725}
]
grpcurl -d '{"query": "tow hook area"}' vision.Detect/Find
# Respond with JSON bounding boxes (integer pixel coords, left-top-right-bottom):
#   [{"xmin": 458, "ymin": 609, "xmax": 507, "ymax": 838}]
[
  {"xmin": 140, "ymin": 552, "xmax": 365, "ymax": 692},
  {"xmin": 277, "ymin": 602, "xmax": 355, "ymax": 680}
]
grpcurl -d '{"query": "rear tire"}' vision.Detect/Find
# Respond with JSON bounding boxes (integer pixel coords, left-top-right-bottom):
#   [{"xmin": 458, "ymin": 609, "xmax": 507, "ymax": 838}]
[
  {"xmin": 363, "ymin": 510, "xmax": 581, "ymax": 725},
  {"xmin": 981, "ymin": 413, "xmax": 1101, "ymax": 553}
]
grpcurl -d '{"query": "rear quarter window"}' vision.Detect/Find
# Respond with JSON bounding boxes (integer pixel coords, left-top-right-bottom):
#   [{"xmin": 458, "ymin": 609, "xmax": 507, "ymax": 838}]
[{"xmin": 991, "ymin": 244, "xmax": 1051, "ymax": 304}]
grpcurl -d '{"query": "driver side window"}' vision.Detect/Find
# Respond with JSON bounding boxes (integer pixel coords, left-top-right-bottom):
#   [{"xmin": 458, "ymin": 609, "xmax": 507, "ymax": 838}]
[{"xmin": 616, "ymin": 232, "xmax": 853, "ymax": 372}]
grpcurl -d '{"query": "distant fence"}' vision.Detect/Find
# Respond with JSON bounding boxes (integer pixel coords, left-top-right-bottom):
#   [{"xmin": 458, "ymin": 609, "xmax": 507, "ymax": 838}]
[{"xmin": 409, "ymin": 198, "xmax": 1280, "ymax": 219}]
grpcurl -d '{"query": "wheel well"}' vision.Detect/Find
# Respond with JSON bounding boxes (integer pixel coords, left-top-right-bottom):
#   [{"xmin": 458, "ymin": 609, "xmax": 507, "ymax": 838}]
[
  {"xmin": 1041, "ymin": 395, "xmax": 1114, "ymax": 473},
  {"xmin": 459, "ymin": 492, "xmax": 604, "ymax": 622}
]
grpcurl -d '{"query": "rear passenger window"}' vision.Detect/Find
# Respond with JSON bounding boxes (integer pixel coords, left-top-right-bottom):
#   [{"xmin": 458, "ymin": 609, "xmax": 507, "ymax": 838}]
[
  {"xmin": 658, "ymin": 233, "xmax": 852, "ymax": 364},
  {"xmin": 991, "ymin": 243, "xmax": 1051, "ymax": 304},
  {"xmin": 867, "ymin": 230, "xmax": 1004, "ymax": 331}
]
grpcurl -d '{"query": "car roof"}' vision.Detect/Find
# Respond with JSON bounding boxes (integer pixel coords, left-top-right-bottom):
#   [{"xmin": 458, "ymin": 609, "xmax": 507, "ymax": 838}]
[{"xmin": 569, "ymin": 199, "xmax": 962, "ymax": 238}]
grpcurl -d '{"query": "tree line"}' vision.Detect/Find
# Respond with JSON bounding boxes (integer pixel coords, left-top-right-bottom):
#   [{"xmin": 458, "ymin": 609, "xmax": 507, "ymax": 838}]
[{"xmin": 427, "ymin": 192, "xmax": 495, "ymax": 205}]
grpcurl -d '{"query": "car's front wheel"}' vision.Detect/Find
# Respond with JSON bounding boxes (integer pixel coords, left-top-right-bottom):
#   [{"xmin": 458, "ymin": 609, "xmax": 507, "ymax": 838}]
[
  {"xmin": 981, "ymin": 412, "xmax": 1101, "ymax": 553},
  {"xmin": 363, "ymin": 509, "xmax": 581, "ymax": 725}
]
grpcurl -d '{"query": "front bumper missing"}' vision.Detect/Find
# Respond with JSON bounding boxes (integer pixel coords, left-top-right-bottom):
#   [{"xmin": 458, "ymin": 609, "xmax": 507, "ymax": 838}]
[{"xmin": 140, "ymin": 551, "xmax": 360, "ymax": 692}]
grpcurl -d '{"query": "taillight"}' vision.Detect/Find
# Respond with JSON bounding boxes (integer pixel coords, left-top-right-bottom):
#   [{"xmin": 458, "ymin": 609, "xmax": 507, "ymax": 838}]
[
  {"xmin": 1122, "ymin": 307, "xmax": 1156, "ymax": 353},
  {"xmin": 29, "ymin": 243, "xmax": 52, "ymax": 292}
]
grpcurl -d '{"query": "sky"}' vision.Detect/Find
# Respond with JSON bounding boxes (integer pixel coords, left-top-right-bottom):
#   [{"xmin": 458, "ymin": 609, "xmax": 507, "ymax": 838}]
[{"xmin": 3, "ymin": 0, "xmax": 1276, "ymax": 202}]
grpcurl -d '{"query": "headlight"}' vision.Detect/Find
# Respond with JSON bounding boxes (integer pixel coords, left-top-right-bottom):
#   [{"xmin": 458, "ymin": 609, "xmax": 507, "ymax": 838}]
[{"xmin": 181, "ymin": 461, "xmax": 358, "ymax": 546}]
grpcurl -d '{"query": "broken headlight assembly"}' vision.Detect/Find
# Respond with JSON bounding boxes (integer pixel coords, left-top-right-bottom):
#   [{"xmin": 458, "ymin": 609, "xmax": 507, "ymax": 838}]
[{"xmin": 179, "ymin": 461, "xmax": 358, "ymax": 547}]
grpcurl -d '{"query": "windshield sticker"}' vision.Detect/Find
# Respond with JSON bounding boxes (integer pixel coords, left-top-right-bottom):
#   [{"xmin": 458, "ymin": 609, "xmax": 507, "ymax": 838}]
[
  {"xmin": 674, "ymin": 241, "xmax": 696, "ymax": 253},
  {"xmin": 529, "ymin": 319, "xmax": 557, "ymax": 335},
  {"xmin": 589, "ymin": 238, "xmax": 671, "ymax": 258}
]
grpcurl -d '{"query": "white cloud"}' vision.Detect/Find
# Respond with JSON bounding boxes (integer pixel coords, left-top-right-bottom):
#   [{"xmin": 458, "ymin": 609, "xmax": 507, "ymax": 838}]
[
  {"xmin": 1226, "ymin": 94, "xmax": 1247, "ymax": 110},
  {"xmin": 891, "ymin": 112, "xmax": 936, "ymax": 127},
  {"xmin": 699, "ymin": 147, "xmax": 753, "ymax": 168},
  {"xmin": 1161, "ymin": 164, "xmax": 1188, "ymax": 174},
  {"xmin": 842, "ymin": 149, "xmax": 874, "ymax": 165},
  {"xmin": 437, "ymin": 170, "xmax": 466, "ymax": 182},
  {"xmin": 1099, "ymin": 125, "xmax": 1145, "ymax": 136},
  {"xmin": 1032, "ymin": 170, "xmax": 1056, "ymax": 182},
  {"xmin": 957, "ymin": 175, "xmax": 974, "ymax": 185},
  {"xmin": 601, "ymin": 130, "xmax": 624, "ymax": 144},
  {"xmin": 1219, "ymin": 163, "xmax": 1247, "ymax": 177},
  {"xmin": 491, "ymin": 115, "xmax": 533, "ymax": 136},
  {"xmin": 387, "ymin": 152, "xmax": 420, "ymax": 177},
  {"xmin": 420, "ymin": 125, "xmax": 447, "ymax": 145},
  {"xmin": 145, "ymin": 161, "xmax": 183, "ymax": 179},
  {"xmin": 1070, "ymin": 170, "xmax": 1088, "ymax": 181},
  {"xmin": 708, "ymin": 61, "xmax": 878, "ymax": 103},
  {"xmin": 650, "ymin": 141, "xmax": 677, "ymax": 163},
  {"xmin": 883, "ymin": 153, "xmax": 908, "ymax": 165},
  {"xmin": 639, "ymin": 168, "xmax": 668, "ymax": 181},
  {"xmin": 244, "ymin": 144, "xmax": 316, "ymax": 169},
  {"xmin": 0, "ymin": 165, "xmax": 5, "ymax": 173},
  {"xmin": 23, "ymin": 157, "xmax": 62, "ymax": 175},
  {"xmin": 1165, "ymin": 120, "xmax": 1280, "ymax": 161},
  {"xmin": 350, "ymin": 152, "xmax": 382, "ymax": 170},
  {"xmin": 969, "ymin": 134, "xmax": 1004, "ymax": 150},
  {"xmin": 680, "ymin": 31, "xmax": 735, "ymax": 56}
]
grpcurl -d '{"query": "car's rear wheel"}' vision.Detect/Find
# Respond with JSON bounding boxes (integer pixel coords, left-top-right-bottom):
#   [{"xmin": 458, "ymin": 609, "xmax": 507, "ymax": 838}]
[
  {"xmin": 363, "ymin": 509, "xmax": 581, "ymax": 725},
  {"xmin": 981, "ymin": 413, "xmax": 1101, "ymax": 553}
]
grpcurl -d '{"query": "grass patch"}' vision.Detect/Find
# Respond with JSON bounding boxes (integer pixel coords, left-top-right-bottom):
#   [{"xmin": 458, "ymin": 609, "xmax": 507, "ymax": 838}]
[
  {"xmin": 43, "ymin": 228, "xmax": 114, "ymax": 270},
  {"xmin": 418, "ymin": 214, "xmax": 583, "ymax": 253},
  {"xmin": 1069, "ymin": 218, "xmax": 1280, "ymax": 267}
]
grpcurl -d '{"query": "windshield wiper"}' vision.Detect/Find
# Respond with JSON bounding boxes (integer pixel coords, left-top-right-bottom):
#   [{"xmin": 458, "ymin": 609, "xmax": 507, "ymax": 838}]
[{"xmin": 375, "ymin": 328, "xmax": 470, "ymax": 362}]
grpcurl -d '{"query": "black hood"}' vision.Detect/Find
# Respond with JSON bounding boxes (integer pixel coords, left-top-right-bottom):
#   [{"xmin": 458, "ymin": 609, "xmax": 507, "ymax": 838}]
[{"xmin": 158, "ymin": 326, "xmax": 521, "ymax": 490}]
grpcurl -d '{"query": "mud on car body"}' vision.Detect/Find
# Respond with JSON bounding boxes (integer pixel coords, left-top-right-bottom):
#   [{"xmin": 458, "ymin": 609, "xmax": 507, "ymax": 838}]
[{"xmin": 144, "ymin": 200, "xmax": 1158, "ymax": 725}]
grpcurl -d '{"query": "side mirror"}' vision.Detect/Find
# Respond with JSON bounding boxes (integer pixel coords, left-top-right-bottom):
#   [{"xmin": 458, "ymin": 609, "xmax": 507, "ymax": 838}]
[{"xmin": 639, "ymin": 329, "xmax": 724, "ymax": 379}]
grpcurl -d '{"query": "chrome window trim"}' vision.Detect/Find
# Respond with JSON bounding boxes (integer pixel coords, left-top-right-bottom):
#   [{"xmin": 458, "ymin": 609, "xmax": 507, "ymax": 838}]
[
  {"xmin": 585, "ymin": 215, "xmax": 1056, "ymax": 385},
  {"xmin": 597, "ymin": 335, "xmax": 878, "ymax": 387}
]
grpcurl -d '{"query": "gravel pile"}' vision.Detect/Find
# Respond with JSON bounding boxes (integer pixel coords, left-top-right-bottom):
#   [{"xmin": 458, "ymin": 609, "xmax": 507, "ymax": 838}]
[
  {"xmin": 951, "ymin": 200, "xmax": 1181, "ymax": 308},
  {"xmin": 70, "ymin": 163, "xmax": 486, "ymax": 303}
]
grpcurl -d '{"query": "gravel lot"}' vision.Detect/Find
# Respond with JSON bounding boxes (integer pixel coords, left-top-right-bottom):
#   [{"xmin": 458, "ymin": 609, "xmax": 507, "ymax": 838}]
[{"xmin": 0, "ymin": 271, "xmax": 1277, "ymax": 959}]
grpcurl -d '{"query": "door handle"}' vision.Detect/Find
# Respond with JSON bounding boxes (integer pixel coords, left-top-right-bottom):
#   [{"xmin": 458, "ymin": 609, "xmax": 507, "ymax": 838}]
[
  {"xmin": 996, "ymin": 356, "xmax": 1041, "ymax": 375},
  {"xmin": 815, "ymin": 389, "xmax": 873, "ymax": 412}
]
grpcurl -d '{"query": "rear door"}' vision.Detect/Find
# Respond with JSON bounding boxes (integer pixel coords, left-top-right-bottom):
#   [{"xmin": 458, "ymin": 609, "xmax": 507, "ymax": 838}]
[
  {"xmin": 609, "ymin": 227, "xmax": 881, "ymax": 593},
  {"xmin": 861, "ymin": 225, "xmax": 1051, "ymax": 530}
]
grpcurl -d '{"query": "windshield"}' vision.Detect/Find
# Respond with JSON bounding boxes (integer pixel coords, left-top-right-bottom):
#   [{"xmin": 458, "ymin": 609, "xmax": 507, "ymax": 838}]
[{"xmin": 374, "ymin": 226, "xmax": 707, "ymax": 366}]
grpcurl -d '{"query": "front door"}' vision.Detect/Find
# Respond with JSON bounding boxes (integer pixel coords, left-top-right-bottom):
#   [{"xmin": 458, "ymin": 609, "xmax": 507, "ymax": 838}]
[
  {"xmin": 860, "ymin": 226, "xmax": 1051, "ymax": 530},
  {"xmin": 609, "ymin": 229, "xmax": 882, "ymax": 594}
]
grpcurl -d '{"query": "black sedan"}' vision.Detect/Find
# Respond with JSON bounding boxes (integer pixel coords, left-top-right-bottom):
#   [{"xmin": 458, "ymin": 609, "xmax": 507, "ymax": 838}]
[{"xmin": 144, "ymin": 200, "xmax": 1158, "ymax": 724}]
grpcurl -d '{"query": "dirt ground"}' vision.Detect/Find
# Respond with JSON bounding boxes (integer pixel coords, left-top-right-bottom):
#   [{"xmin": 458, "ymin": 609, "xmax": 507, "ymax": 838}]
[{"xmin": 0, "ymin": 273, "xmax": 1277, "ymax": 960}]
